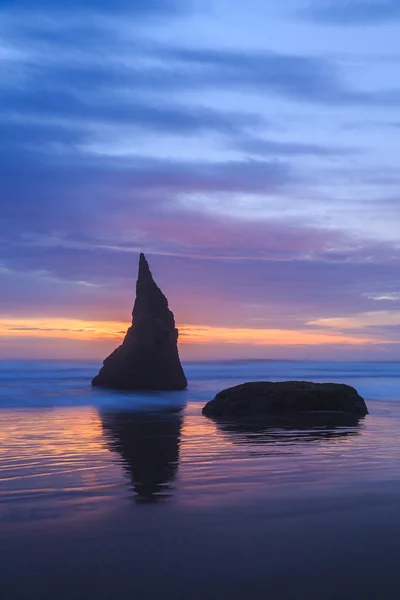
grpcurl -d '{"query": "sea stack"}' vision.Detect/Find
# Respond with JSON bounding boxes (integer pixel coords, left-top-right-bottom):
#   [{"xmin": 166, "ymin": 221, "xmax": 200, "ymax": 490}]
[
  {"xmin": 92, "ymin": 253, "xmax": 187, "ymax": 390},
  {"xmin": 202, "ymin": 381, "xmax": 368, "ymax": 418}
]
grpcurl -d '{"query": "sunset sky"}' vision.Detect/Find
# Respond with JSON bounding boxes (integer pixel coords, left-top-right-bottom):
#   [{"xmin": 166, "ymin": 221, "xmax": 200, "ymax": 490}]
[{"xmin": 1, "ymin": 0, "xmax": 400, "ymax": 360}]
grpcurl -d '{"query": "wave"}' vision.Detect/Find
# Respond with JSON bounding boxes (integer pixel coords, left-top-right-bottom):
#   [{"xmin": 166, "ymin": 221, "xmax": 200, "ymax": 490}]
[{"xmin": 0, "ymin": 359, "xmax": 399, "ymax": 408}]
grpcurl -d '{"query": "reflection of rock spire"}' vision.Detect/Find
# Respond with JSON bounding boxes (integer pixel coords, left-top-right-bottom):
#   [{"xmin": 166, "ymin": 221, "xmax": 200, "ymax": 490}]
[
  {"xmin": 100, "ymin": 409, "xmax": 183, "ymax": 503},
  {"xmin": 92, "ymin": 253, "xmax": 187, "ymax": 390}
]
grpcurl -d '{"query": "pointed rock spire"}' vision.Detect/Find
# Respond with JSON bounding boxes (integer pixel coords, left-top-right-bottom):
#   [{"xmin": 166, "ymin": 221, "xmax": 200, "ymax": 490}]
[
  {"xmin": 92, "ymin": 253, "xmax": 187, "ymax": 391},
  {"xmin": 138, "ymin": 252, "xmax": 151, "ymax": 279}
]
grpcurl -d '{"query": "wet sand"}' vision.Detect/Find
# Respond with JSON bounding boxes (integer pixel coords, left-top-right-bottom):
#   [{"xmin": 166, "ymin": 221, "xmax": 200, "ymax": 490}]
[{"xmin": 2, "ymin": 479, "xmax": 400, "ymax": 599}]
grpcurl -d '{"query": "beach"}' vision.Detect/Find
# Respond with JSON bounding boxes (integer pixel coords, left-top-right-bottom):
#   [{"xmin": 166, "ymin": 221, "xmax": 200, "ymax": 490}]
[{"xmin": 1, "ymin": 359, "xmax": 400, "ymax": 599}]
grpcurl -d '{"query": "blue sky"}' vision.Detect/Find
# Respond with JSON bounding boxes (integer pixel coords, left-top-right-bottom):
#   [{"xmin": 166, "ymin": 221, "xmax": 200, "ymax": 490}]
[{"xmin": 0, "ymin": 0, "xmax": 399, "ymax": 359}]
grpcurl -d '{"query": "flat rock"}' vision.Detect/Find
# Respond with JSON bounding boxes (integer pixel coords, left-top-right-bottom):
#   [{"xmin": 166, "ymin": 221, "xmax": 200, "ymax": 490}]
[
  {"xmin": 92, "ymin": 253, "xmax": 187, "ymax": 391},
  {"xmin": 202, "ymin": 381, "xmax": 368, "ymax": 418}
]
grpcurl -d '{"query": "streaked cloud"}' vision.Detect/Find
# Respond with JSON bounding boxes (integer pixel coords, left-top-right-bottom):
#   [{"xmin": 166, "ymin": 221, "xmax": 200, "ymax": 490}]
[
  {"xmin": 309, "ymin": 311, "xmax": 400, "ymax": 330},
  {"xmin": 366, "ymin": 292, "xmax": 400, "ymax": 301},
  {"xmin": 302, "ymin": 0, "xmax": 400, "ymax": 25},
  {"xmin": 0, "ymin": 0, "xmax": 399, "ymax": 358}
]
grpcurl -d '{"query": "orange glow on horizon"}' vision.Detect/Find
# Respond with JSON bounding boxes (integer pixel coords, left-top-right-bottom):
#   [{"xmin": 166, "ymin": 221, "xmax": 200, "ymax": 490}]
[
  {"xmin": 0, "ymin": 316, "xmax": 383, "ymax": 347},
  {"xmin": 178, "ymin": 325, "xmax": 376, "ymax": 346}
]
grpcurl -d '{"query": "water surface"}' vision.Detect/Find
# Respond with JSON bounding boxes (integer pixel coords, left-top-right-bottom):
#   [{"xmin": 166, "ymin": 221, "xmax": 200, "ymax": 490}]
[{"xmin": 0, "ymin": 360, "xmax": 399, "ymax": 599}]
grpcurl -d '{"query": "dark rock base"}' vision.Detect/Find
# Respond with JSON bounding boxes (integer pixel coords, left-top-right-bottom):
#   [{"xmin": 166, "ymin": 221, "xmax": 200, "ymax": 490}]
[{"xmin": 202, "ymin": 381, "xmax": 368, "ymax": 418}]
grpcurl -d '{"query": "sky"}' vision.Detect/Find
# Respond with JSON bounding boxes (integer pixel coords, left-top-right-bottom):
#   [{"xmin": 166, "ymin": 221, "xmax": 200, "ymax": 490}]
[{"xmin": 1, "ymin": 0, "xmax": 400, "ymax": 360}]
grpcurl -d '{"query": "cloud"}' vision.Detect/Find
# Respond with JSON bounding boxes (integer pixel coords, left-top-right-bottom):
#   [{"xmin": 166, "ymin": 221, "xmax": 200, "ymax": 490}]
[
  {"xmin": 0, "ymin": 0, "xmax": 399, "ymax": 360},
  {"xmin": 0, "ymin": 92, "xmax": 265, "ymax": 139},
  {"xmin": 302, "ymin": 0, "xmax": 400, "ymax": 25},
  {"xmin": 0, "ymin": 0, "xmax": 186, "ymax": 17},
  {"xmin": 0, "ymin": 155, "xmax": 295, "ymax": 235},
  {"xmin": 1, "ymin": 205, "xmax": 399, "ymax": 325},
  {"xmin": 3, "ymin": 15, "xmax": 400, "ymax": 110},
  {"xmin": 366, "ymin": 292, "xmax": 400, "ymax": 301},
  {"xmin": 152, "ymin": 47, "xmax": 400, "ymax": 106},
  {"xmin": 234, "ymin": 135, "xmax": 357, "ymax": 157},
  {"xmin": 308, "ymin": 311, "xmax": 400, "ymax": 339}
]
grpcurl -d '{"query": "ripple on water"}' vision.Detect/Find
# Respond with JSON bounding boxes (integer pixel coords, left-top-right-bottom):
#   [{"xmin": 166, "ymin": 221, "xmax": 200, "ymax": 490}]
[{"xmin": 0, "ymin": 395, "xmax": 399, "ymax": 518}]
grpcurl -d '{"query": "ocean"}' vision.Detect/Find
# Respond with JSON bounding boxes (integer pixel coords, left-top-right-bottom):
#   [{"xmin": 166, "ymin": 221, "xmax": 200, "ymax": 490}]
[{"xmin": 1, "ymin": 359, "xmax": 399, "ymax": 599}]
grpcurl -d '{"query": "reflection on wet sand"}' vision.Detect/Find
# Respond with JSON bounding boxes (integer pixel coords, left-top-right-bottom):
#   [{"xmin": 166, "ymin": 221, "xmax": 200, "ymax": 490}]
[
  {"xmin": 100, "ymin": 409, "xmax": 183, "ymax": 503},
  {"xmin": 209, "ymin": 413, "xmax": 364, "ymax": 445}
]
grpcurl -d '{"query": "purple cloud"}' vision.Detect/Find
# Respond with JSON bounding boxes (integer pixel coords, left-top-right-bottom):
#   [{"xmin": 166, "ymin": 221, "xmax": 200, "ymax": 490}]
[{"xmin": 0, "ymin": 0, "xmax": 399, "ymax": 359}]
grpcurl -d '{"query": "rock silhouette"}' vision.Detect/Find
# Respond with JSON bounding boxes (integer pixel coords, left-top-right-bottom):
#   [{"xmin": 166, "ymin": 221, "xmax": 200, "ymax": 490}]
[
  {"xmin": 92, "ymin": 253, "xmax": 187, "ymax": 390},
  {"xmin": 202, "ymin": 381, "xmax": 368, "ymax": 418},
  {"xmin": 100, "ymin": 409, "xmax": 183, "ymax": 503}
]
